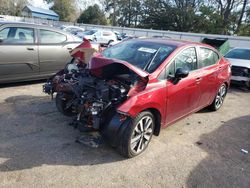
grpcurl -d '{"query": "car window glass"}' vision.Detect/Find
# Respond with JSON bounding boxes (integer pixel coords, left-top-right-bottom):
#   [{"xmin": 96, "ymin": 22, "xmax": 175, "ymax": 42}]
[
  {"xmin": 165, "ymin": 61, "xmax": 175, "ymax": 78},
  {"xmin": 147, "ymin": 47, "xmax": 174, "ymax": 73},
  {"xmin": 0, "ymin": 27, "xmax": 10, "ymax": 40},
  {"xmin": 224, "ymin": 48, "xmax": 250, "ymax": 60},
  {"xmin": 175, "ymin": 47, "xmax": 197, "ymax": 71},
  {"xmin": 40, "ymin": 29, "xmax": 66, "ymax": 44},
  {"xmin": 102, "ymin": 40, "xmax": 176, "ymax": 73},
  {"xmin": 0, "ymin": 27, "xmax": 34, "ymax": 44},
  {"xmin": 199, "ymin": 48, "xmax": 219, "ymax": 68},
  {"xmin": 163, "ymin": 47, "xmax": 197, "ymax": 79}
]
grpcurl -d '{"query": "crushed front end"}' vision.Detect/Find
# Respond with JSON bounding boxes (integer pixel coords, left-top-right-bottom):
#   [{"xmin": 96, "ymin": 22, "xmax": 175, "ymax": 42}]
[{"xmin": 43, "ymin": 55, "xmax": 148, "ymax": 139}]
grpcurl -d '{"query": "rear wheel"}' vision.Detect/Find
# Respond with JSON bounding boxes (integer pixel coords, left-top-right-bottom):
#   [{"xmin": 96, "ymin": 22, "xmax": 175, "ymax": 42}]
[
  {"xmin": 55, "ymin": 92, "xmax": 75, "ymax": 116},
  {"xmin": 118, "ymin": 111, "xmax": 155, "ymax": 158},
  {"xmin": 209, "ymin": 83, "xmax": 227, "ymax": 111}
]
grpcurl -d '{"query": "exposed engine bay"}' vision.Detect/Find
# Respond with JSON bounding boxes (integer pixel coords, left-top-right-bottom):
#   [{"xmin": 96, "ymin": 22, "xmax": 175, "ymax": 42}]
[{"xmin": 43, "ymin": 58, "xmax": 147, "ymax": 132}]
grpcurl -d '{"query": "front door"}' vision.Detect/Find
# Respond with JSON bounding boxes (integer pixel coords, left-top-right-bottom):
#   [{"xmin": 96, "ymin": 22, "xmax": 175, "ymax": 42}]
[
  {"xmin": 0, "ymin": 26, "xmax": 38, "ymax": 82},
  {"xmin": 164, "ymin": 47, "xmax": 201, "ymax": 125}
]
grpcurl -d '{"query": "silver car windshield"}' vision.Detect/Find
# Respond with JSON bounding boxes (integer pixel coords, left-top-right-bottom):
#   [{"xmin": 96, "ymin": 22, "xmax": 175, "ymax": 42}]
[{"xmin": 225, "ymin": 49, "xmax": 250, "ymax": 60}]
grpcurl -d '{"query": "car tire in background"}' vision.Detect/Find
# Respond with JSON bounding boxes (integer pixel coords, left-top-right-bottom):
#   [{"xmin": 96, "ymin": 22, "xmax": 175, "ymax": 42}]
[
  {"xmin": 118, "ymin": 111, "xmax": 155, "ymax": 158},
  {"xmin": 56, "ymin": 92, "xmax": 75, "ymax": 116},
  {"xmin": 209, "ymin": 83, "xmax": 228, "ymax": 111}
]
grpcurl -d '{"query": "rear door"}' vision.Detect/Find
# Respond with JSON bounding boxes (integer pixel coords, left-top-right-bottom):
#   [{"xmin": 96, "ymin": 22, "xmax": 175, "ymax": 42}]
[
  {"xmin": 38, "ymin": 29, "xmax": 75, "ymax": 75},
  {"xmin": 0, "ymin": 25, "xmax": 39, "ymax": 82},
  {"xmin": 164, "ymin": 47, "xmax": 202, "ymax": 124},
  {"xmin": 196, "ymin": 47, "xmax": 221, "ymax": 108}
]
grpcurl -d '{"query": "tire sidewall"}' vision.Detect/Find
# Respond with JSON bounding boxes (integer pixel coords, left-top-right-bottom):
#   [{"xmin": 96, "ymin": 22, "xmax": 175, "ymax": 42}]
[
  {"xmin": 125, "ymin": 111, "xmax": 155, "ymax": 157},
  {"xmin": 55, "ymin": 92, "xmax": 75, "ymax": 116}
]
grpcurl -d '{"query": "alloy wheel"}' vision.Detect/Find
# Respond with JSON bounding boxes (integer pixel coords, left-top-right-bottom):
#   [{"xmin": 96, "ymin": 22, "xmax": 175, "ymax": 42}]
[
  {"xmin": 130, "ymin": 115, "xmax": 154, "ymax": 154},
  {"xmin": 215, "ymin": 84, "xmax": 227, "ymax": 109}
]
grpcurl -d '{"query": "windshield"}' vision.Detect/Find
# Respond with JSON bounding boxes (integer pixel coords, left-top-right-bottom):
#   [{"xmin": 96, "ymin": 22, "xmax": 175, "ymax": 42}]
[
  {"xmin": 102, "ymin": 40, "xmax": 176, "ymax": 73},
  {"xmin": 225, "ymin": 48, "xmax": 250, "ymax": 60},
  {"xmin": 83, "ymin": 30, "xmax": 97, "ymax": 35}
]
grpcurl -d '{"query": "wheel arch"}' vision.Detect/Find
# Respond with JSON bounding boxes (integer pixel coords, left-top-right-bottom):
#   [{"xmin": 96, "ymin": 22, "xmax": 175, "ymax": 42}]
[{"xmin": 141, "ymin": 108, "xmax": 161, "ymax": 136}]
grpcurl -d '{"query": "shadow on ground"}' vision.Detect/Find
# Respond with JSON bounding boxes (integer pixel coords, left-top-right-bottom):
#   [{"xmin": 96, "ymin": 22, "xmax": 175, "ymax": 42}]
[
  {"xmin": 0, "ymin": 95, "xmax": 124, "ymax": 172},
  {"xmin": 186, "ymin": 115, "xmax": 250, "ymax": 188}
]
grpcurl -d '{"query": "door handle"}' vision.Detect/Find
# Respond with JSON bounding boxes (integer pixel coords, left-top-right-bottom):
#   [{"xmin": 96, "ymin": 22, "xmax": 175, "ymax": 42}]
[
  {"xmin": 196, "ymin": 77, "xmax": 202, "ymax": 84},
  {"xmin": 67, "ymin": 47, "xmax": 73, "ymax": 51},
  {"xmin": 27, "ymin": 47, "xmax": 34, "ymax": 51}
]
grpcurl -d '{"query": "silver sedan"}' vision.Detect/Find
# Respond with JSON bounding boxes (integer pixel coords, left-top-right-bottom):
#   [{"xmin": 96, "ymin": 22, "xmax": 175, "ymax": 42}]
[{"xmin": 0, "ymin": 21, "xmax": 82, "ymax": 83}]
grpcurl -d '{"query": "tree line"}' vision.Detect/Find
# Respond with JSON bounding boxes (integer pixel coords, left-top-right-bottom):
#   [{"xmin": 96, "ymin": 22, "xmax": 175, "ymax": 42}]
[{"xmin": 0, "ymin": 0, "xmax": 249, "ymax": 36}]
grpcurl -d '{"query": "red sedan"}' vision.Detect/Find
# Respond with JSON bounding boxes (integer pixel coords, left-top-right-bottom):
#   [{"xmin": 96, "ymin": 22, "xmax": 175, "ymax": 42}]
[{"xmin": 44, "ymin": 38, "xmax": 231, "ymax": 158}]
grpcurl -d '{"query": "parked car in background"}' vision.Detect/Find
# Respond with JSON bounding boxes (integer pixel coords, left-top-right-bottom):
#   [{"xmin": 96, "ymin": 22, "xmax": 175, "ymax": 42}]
[
  {"xmin": 43, "ymin": 38, "xmax": 231, "ymax": 157},
  {"xmin": 0, "ymin": 21, "xmax": 84, "ymax": 83},
  {"xmin": 60, "ymin": 25, "xmax": 85, "ymax": 36},
  {"xmin": 225, "ymin": 48, "xmax": 250, "ymax": 88},
  {"xmin": 77, "ymin": 29, "xmax": 117, "ymax": 45},
  {"xmin": 113, "ymin": 31, "xmax": 127, "ymax": 41}
]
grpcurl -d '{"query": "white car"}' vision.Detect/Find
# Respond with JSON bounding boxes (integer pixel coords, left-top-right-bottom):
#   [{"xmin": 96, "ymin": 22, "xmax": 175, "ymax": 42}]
[
  {"xmin": 77, "ymin": 29, "xmax": 117, "ymax": 45},
  {"xmin": 225, "ymin": 48, "xmax": 250, "ymax": 88},
  {"xmin": 61, "ymin": 25, "xmax": 85, "ymax": 35}
]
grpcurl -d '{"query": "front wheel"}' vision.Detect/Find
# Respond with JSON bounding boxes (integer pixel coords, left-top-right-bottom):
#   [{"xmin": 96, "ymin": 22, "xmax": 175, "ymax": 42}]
[
  {"xmin": 118, "ymin": 111, "xmax": 155, "ymax": 158},
  {"xmin": 55, "ymin": 93, "xmax": 75, "ymax": 116},
  {"xmin": 209, "ymin": 83, "xmax": 227, "ymax": 111}
]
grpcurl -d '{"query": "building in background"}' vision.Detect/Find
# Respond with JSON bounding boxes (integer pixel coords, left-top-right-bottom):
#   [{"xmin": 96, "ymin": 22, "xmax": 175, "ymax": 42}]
[{"xmin": 22, "ymin": 5, "xmax": 59, "ymax": 21}]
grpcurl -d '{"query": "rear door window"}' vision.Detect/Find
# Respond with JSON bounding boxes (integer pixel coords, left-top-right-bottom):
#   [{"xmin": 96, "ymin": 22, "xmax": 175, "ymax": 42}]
[
  {"xmin": 39, "ymin": 29, "xmax": 66, "ymax": 44},
  {"xmin": 199, "ymin": 48, "xmax": 219, "ymax": 68},
  {"xmin": 0, "ymin": 27, "xmax": 34, "ymax": 44}
]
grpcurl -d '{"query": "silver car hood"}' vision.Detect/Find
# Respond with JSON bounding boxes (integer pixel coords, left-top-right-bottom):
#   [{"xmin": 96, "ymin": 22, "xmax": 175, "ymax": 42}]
[{"xmin": 227, "ymin": 58, "xmax": 250, "ymax": 69}]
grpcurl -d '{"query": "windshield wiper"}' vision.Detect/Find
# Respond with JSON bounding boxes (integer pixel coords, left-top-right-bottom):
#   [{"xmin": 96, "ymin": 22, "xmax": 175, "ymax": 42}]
[{"xmin": 144, "ymin": 47, "xmax": 161, "ymax": 71}]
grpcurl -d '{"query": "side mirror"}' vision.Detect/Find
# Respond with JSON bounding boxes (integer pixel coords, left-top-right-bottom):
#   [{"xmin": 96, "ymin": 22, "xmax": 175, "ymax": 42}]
[
  {"xmin": 0, "ymin": 38, "xmax": 3, "ymax": 43},
  {"xmin": 175, "ymin": 68, "xmax": 189, "ymax": 79},
  {"xmin": 172, "ymin": 68, "xmax": 189, "ymax": 84}
]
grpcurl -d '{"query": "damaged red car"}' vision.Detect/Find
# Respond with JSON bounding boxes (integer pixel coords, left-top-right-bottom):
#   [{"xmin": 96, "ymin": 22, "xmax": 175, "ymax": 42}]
[{"xmin": 43, "ymin": 38, "xmax": 231, "ymax": 158}]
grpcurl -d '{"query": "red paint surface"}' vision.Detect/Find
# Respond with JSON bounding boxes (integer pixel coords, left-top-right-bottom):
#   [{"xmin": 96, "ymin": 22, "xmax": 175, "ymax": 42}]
[{"xmin": 92, "ymin": 41, "xmax": 231, "ymax": 128}]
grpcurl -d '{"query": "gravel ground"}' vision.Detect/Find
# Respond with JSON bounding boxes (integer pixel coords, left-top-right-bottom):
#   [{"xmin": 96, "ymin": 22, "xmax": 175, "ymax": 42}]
[{"xmin": 0, "ymin": 82, "xmax": 249, "ymax": 188}]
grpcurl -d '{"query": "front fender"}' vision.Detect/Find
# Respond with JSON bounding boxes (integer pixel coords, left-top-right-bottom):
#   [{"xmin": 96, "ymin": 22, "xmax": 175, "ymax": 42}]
[{"xmin": 117, "ymin": 83, "xmax": 166, "ymax": 125}]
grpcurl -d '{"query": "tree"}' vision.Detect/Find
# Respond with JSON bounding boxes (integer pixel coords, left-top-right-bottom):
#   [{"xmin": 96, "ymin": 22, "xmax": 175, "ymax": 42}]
[
  {"xmin": 51, "ymin": 0, "xmax": 77, "ymax": 22},
  {"xmin": 235, "ymin": 0, "xmax": 249, "ymax": 33},
  {"xmin": 140, "ymin": 0, "xmax": 202, "ymax": 32},
  {"xmin": 77, "ymin": 4, "xmax": 107, "ymax": 25},
  {"xmin": 0, "ymin": 0, "xmax": 27, "ymax": 16}
]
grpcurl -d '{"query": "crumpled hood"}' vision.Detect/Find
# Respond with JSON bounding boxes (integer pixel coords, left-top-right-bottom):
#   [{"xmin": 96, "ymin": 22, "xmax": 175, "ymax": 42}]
[
  {"xmin": 227, "ymin": 58, "xmax": 250, "ymax": 69},
  {"xmin": 89, "ymin": 56, "xmax": 149, "ymax": 79}
]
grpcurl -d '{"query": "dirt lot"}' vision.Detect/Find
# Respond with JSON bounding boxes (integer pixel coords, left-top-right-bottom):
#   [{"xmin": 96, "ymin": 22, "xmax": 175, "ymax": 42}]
[{"xmin": 0, "ymin": 82, "xmax": 249, "ymax": 188}]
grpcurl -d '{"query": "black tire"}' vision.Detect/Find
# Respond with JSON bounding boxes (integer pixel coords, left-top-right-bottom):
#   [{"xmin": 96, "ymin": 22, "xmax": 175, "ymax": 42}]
[
  {"xmin": 118, "ymin": 111, "xmax": 155, "ymax": 158},
  {"xmin": 55, "ymin": 93, "xmax": 75, "ymax": 116},
  {"xmin": 209, "ymin": 83, "xmax": 227, "ymax": 111}
]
